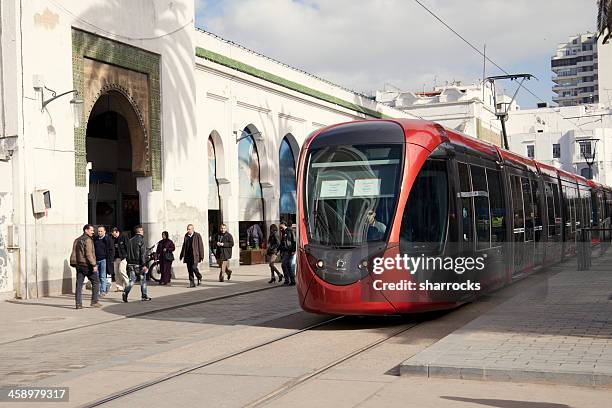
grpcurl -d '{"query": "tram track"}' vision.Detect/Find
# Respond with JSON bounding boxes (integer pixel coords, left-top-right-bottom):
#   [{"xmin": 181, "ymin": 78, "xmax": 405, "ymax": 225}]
[
  {"xmin": 0, "ymin": 283, "xmax": 283, "ymax": 346},
  {"xmin": 80, "ymin": 315, "xmax": 345, "ymax": 408},
  {"xmin": 243, "ymin": 321, "xmax": 419, "ymax": 408},
  {"xmin": 81, "ymin": 315, "xmax": 422, "ymax": 408}
]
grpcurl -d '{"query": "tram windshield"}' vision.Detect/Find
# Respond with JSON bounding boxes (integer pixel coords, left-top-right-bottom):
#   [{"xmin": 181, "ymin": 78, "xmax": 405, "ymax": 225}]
[{"xmin": 304, "ymin": 144, "xmax": 403, "ymax": 247}]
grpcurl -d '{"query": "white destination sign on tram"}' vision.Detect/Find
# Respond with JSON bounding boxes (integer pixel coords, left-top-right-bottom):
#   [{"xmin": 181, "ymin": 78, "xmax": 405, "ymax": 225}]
[
  {"xmin": 320, "ymin": 180, "xmax": 348, "ymax": 197},
  {"xmin": 353, "ymin": 178, "xmax": 381, "ymax": 196}
]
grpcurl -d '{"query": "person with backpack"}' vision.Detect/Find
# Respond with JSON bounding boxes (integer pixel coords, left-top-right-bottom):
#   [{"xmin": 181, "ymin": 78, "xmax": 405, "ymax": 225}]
[
  {"xmin": 122, "ymin": 225, "xmax": 151, "ymax": 302},
  {"xmin": 279, "ymin": 221, "xmax": 296, "ymax": 286},
  {"xmin": 70, "ymin": 224, "xmax": 101, "ymax": 309},
  {"xmin": 267, "ymin": 224, "xmax": 283, "ymax": 284}
]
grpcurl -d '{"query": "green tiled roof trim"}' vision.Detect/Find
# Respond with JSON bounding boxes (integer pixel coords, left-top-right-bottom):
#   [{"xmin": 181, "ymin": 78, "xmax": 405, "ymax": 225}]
[
  {"xmin": 196, "ymin": 47, "xmax": 385, "ymax": 119},
  {"xmin": 72, "ymin": 29, "xmax": 162, "ymax": 190}
]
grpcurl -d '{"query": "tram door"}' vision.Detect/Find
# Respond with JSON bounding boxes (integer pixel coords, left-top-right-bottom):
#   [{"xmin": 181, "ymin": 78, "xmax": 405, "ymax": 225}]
[{"xmin": 510, "ymin": 175, "xmax": 525, "ymax": 276}]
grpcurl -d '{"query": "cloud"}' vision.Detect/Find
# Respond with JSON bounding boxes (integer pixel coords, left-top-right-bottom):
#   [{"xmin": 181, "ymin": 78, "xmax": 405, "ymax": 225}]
[{"xmin": 196, "ymin": 0, "xmax": 596, "ymax": 106}]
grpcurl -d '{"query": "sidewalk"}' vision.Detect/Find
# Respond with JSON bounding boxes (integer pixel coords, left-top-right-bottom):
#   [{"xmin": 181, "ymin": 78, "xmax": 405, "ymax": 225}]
[
  {"xmin": 400, "ymin": 250, "xmax": 612, "ymax": 387},
  {"xmin": 0, "ymin": 263, "xmax": 275, "ymax": 345}
]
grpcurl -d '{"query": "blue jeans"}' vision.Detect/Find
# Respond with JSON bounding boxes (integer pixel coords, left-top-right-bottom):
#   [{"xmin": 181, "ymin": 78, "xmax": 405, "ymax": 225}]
[
  {"xmin": 97, "ymin": 259, "xmax": 107, "ymax": 293},
  {"xmin": 124, "ymin": 264, "xmax": 148, "ymax": 298},
  {"xmin": 281, "ymin": 252, "xmax": 295, "ymax": 284}
]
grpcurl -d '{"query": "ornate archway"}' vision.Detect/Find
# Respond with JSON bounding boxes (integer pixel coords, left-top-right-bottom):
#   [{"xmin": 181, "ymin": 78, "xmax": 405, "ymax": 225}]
[
  {"xmin": 86, "ymin": 90, "xmax": 147, "ymax": 233},
  {"xmin": 72, "ymin": 29, "xmax": 161, "ymax": 189}
]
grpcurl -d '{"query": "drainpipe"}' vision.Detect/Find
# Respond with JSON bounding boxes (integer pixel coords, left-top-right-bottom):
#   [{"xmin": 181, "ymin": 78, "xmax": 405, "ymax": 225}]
[{"xmin": 17, "ymin": 0, "xmax": 29, "ymax": 299}]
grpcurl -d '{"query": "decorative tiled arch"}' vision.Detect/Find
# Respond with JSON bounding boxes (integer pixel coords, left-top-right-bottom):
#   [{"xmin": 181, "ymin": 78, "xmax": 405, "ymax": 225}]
[{"xmin": 72, "ymin": 29, "xmax": 162, "ymax": 190}]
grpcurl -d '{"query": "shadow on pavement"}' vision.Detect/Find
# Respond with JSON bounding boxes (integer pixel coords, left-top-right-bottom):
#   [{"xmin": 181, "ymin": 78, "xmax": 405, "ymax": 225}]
[{"xmin": 441, "ymin": 396, "xmax": 569, "ymax": 408}]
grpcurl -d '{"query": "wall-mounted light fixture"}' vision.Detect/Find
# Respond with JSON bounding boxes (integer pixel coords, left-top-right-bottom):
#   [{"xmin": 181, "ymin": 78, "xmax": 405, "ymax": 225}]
[
  {"xmin": 34, "ymin": 85, "xmax": 84, "ymax": 128},
  {"xmin": 234, "ymin": 129, "xmax": 263, "ymax": 143}
]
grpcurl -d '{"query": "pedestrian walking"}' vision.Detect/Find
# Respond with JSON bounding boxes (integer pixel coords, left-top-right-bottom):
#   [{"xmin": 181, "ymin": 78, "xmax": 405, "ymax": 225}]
[
  {"xmin": 215, "ymin": 224, "xmax": 234, "ymax": 282},
  {"xmin": 279, "ymin": 221, "xmax": 296, "ymax": 286},
  {"xmin": 179, "ymin": 224, "xmax": 204, "ymax": 287},
  {"xmin": 94, "ymin": 226, "xmax": 114, "ymax": 296},
  {"xmin": 156, "ymin": 231, "xmax": 175, "ymax": 285},
  {"xmin": 122, "ymin": 225, "xmax": 152, "ymax": 302},
  {"xmin": 111, "ymin": 227, "xmax": 129, "ymax": 291},
  {"xmin": 70, "ymin": 224, "xmax": 102, "ymax": 309},
  {"xmin": 267, "ymin": 224, "xmax": 283, "ymax": 283}
]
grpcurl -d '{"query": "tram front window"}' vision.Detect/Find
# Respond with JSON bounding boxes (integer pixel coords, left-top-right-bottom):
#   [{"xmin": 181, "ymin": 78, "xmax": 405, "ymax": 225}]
[{"xmin": 304, "ymin": 144, "xmax": 403, "ymax": 247}]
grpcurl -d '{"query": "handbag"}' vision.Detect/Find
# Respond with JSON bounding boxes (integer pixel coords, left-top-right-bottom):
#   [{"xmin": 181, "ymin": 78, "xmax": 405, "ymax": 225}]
[{"xmin": 164, "ymin": 251, "xmax": 175, "ymax": 262}]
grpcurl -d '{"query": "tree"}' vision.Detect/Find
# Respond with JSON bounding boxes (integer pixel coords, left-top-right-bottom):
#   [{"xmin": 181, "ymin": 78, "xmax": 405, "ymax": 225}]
[{"xmin": 597, "ymin": 0, "xmax": 612, "ymax": 44}]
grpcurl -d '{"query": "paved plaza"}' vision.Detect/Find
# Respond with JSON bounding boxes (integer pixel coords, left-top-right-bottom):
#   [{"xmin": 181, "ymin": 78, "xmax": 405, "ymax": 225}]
[
  {"xmin": 0, "ymin": 253, "xmax": 610, "ymax": 407},
  {"xmin": 401, "ymin": 251, "xmax": 612, "ymax": 386}
]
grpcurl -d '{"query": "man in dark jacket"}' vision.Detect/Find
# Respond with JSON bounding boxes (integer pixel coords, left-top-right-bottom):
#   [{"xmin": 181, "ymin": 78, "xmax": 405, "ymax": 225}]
[
  {"xmin": 111, "ymin": 227, "xmax": 129, "ymax": 291},
  {"xmin": 122, "ymin": 225, "xmax": 151, "ymax": 302},
  {"xmin": 179, "ymin": 224, "xmax": 204, "ymax": 287},
  {"xmin": 215, "ymin": 223, "xmax": 234, "ymax": 282},
  {"xmin": 94, "ymin": 226, "xmax": 114, "ymax": 296},
  {"xmin": 70, "ymin": 224, "xmax": 102, "ymax": 309},
  {"xmin": 246, "ymin": 223, "xmax": 264, "ymax": 248},
  {"xmin": 279, "ymin": 221, "xmax": 296, "ymax": 286}
]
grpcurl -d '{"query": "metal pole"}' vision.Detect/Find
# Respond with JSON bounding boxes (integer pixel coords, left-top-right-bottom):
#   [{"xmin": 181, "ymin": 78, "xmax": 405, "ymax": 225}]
[{"xmin": 500, "ymin": 116, "xmax": 509, "ymax": 150}]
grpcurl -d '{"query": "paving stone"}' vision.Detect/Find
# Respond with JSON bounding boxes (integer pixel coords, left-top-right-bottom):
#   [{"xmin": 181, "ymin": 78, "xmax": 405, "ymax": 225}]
[{"xmin": 400, "ymin": 249, "xmax": 612, "ymax": 387}]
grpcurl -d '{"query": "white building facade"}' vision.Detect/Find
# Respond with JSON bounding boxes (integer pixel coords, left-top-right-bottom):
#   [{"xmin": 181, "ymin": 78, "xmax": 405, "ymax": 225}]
[
  {"xmin": 551, "ymin": 33, "xmax": 599, "ymax": 107},
  {"xmin": 0, "ymin": 0, "xmax": 409, "ymax": 299},
  {"xmin": 376, "ymin": 82, "xmax": 519, "ymax": 147},
  {"xmin": 506, "ymin": 105, "xmax": 612, "ymax": 185}
]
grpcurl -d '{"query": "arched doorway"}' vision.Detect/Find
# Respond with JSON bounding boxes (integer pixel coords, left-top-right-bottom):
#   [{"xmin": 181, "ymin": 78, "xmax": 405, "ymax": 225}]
[
  {"xmin": 238, "ymin": 126, "xmax": 264, "ymax": 249},
  {"xmin": 279, "ymin": 135, "xmax": 298, "ymax": 226},
  {"xmin": 86, "ymin": 91, "xmax": 145, "ymax": 234}
]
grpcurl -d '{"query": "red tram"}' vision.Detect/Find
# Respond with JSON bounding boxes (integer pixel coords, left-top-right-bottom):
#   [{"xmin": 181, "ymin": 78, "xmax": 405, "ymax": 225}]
[{"xmin": 296, "ymin": 119, "xmax": 612, "ymax": 315}]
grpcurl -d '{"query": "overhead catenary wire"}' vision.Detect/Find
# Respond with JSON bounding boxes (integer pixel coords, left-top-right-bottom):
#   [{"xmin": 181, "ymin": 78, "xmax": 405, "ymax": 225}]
[{"xmin": 411, "ymin": 0, "xmax": 590, "ymax": 133}]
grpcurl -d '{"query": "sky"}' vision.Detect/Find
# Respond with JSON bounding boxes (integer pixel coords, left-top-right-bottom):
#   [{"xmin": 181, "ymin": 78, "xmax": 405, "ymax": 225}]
[{"xmin": 195, "ymin": 0, "xmax": 597, "ymax": 108}]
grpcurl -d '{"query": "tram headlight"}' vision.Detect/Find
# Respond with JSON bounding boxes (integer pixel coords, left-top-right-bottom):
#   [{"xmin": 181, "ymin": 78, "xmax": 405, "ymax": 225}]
[
  {"xmin": 316, "ymin": 260, "xmax": 325, "ymax": 269},
  {"xmin": 358, "ymin": 260, "xmax": 368, "ymax": 269}
]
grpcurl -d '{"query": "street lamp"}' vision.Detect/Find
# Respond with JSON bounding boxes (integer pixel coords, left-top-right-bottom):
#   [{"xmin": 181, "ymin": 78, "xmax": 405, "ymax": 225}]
[
  {"xmin": 234, "ymin": 129, "xmax": 263, "ymax": 143},
  {"xmin": 575, "ymin": 138, "xmax": 599, "ymax": 179},
  {"xmin": 35, "ymin": 85, "xmax": 84, "ymax": 128}
]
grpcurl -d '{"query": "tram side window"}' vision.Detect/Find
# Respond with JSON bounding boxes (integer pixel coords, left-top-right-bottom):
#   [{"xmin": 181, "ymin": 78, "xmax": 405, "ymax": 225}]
[
  {"xmin": 399, "ymin": 160, "xmax": 449, "ymax": 254},
  {"xmin": 458, "ymin": 163, "xmax": 474, "ymax": 245},
  {"xmin": 562, "ymin": 185, "xmax": 570, "ymax": 239},
  {"xmin": 568, "ymin": 187, "xmax": 576, "ymax": 235},
  {"xmin": 545, "ymin": 183, "xmax": 556, "ymax": 237},
  {"xmin": 521, "ymin": 177, "xmax": 534, "ymax": 242},
  {"xmin": 591, "ymin": 192, "xmax": 599, "ymax": 227},
  {"xmin": 471, "ymin": 165, "xmax": 490, "ymax": 250},
  {"xmin": 487, "ymin": 168, "xmax": 506, "ymax": 244},
  {"xmin": 531, "ymin": 179, "xmax": 542, "ymax": 240},
  {"xmin": 552, "ymin": 183, "xmax": 561, "ymax": 235},
  {"xmin": 511, "ymin": 175, "xmax": 525, "ymax": 232}
]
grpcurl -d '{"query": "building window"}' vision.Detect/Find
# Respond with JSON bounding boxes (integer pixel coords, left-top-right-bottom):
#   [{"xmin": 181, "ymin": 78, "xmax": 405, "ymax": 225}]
[
  {"xmin": 553, "ymin": 144, "xmax": 561, "ymax": 158},
  {"xmin": 527, "ymin": 145, "xmax": 535, "ymax": 158},
  {"xmin": 580, "ymin": 167, "xmax": 593, "ymax": 179},
  {"xmin": 579, "ymin": 141, "xmax": 592, "ymax": 158}
]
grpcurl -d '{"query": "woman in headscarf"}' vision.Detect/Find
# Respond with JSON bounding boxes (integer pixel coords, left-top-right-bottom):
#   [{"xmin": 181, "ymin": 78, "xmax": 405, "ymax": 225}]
[{"xmin": 156, "ymin": 231, "xmax": 175, "ymax": 285}]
